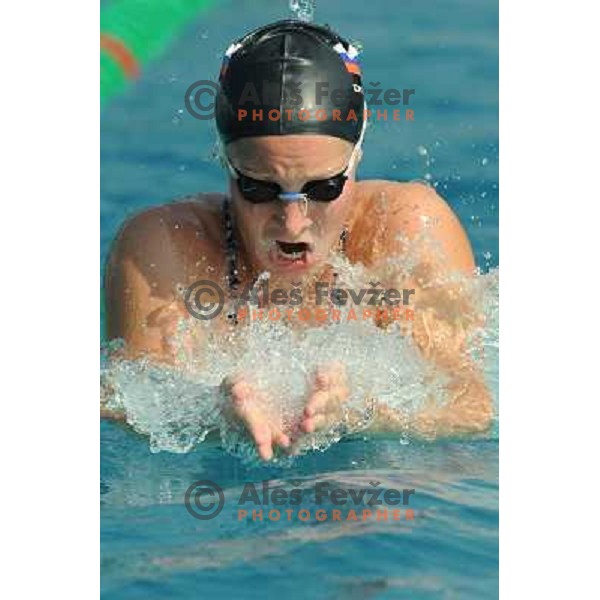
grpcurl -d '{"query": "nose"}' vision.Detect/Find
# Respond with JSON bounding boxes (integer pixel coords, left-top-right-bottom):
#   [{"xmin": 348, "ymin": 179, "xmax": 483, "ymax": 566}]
[{"xmin": 279, "ymin": 201, "xmax": 311, "ymax": 237}]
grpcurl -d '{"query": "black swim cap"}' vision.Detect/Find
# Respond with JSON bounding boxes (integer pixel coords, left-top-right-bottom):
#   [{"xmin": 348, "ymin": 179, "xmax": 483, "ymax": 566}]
[{"xmin": 215, "ymin": 20, "xmax": 365, "ymax": 145}]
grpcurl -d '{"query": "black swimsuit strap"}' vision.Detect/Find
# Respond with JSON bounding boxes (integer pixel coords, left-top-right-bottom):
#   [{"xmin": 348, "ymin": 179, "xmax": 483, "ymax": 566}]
[
  {"xmin": 222, "ymin": 198, "xmax": 240, "ymax": 294},
  {"xmin": 222, "ymin": 198, "xmax": 241, "ymax": 324}
]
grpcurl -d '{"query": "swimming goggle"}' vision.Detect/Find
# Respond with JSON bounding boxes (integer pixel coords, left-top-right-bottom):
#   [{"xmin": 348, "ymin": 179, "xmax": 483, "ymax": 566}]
[
  {"xmin": 221, "ymin": 140, "xmax": 360, "ymax": 205},
  {"xmin": 220, "ymin": 105, "xmax": 367, "ymax": 205}
]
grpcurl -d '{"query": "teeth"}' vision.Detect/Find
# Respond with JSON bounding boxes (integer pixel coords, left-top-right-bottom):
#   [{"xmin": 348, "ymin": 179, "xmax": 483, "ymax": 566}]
[{"xmin": 276, "ymin": 246, "xmax": 305, "ymax": 261}]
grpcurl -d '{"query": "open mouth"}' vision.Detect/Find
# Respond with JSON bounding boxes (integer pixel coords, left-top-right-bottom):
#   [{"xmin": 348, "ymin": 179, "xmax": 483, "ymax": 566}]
[{"xmin": 274, "ymin": 240, "xmax": 312, "ymax": 262}]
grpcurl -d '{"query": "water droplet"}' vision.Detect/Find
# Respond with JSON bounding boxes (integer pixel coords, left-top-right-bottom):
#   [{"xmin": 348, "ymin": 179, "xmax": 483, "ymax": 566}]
[
  {"xmin": 289, "ymin": 0, "xmax": 315, "ymax": 21},
  {"xmin": 481, "ymin": 157, "xmax": 489, "ymax": 166},
  {"xmin": 171, "ymin": 111, "xmax": 183, "ymax": 125},
  {"xmin": 417, "ymin": 145, "xmax": 428, "ymax": 157},
  {"xmin": 102, "ymin": 250, "xmax": 498, "ymax": 460}
]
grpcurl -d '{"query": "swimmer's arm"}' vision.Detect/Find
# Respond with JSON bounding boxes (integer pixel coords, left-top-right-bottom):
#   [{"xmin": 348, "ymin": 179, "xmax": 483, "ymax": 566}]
[
  {"xmin": 363, "ymin": 371, "xmax": 494, "ymax": 437},
  {"xmin": 402, "ymin": 281, "xmax": 494, "ymax": 435},
  {"xmin": 402, "ymin": 299, "xmax": 494, "ymax": 436},
  {"xmin": 324, "ymin": 366, "xmax": 492, "ymax": 438},
  {"xmin": 295, "ymin": 361, "xmax": 492, "ymax": 439},
  {"xmin": 102, "ymin": 207, "xmax": 209, "ymax": 420},
  {"xmin": 363, "ymin": 182, "xmax": 493, "ymax": 435},
  {"xmin": 104, "ymin": 206, "xmax": 206, "ymax": 364}
]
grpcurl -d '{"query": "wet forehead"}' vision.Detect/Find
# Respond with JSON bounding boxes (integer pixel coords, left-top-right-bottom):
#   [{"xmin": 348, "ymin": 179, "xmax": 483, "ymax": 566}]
[{"xmin": 226, "ymin": 135, "xmax": 353, "ymax": 182}]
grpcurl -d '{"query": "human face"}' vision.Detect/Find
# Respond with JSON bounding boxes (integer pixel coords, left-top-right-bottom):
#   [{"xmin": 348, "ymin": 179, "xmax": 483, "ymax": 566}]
[{"xmin": 225, "ymin": 135, "xmax": 360, "ymax": 277}]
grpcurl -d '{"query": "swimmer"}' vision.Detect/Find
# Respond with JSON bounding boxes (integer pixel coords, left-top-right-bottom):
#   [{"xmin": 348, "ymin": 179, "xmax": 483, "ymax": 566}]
[{"xmin": 103, "ymin": 20, "xmax": 493, "ymax": 460}]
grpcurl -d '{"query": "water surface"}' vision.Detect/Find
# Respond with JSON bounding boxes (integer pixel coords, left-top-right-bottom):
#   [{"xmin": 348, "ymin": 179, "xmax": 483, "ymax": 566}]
[{"xmin": 101, "ymin": 1, "xmax": 498, "ymax": 597}]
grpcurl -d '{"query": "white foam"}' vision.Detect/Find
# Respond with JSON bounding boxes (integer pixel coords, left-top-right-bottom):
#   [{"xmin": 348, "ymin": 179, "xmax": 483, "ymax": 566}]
[{"xmin": 102, "ymin": 254, "xmax": 498, "ymax": 463}]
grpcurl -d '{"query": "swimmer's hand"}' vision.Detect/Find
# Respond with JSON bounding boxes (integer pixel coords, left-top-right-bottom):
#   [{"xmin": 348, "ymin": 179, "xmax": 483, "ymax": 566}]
[
  {"xmin": 299, "ymin": 363, "xmax": 350, "ymax": 434},
  {"xmin": 221, "ymin": 375, "xmax": 291, "ymax": 461}
]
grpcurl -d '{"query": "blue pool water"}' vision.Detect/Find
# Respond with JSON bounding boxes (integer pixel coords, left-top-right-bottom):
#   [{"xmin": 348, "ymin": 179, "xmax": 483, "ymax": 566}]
[{"xmin": 101, "ymin": 0, "xmax": 498, "ymax": 597}]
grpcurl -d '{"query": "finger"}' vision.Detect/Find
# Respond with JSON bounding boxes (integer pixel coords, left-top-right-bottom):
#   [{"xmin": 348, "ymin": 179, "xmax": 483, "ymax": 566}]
[
  {"xmin": 229, "ymin": 379, "xmax": 253, "ymax": 403},
  {"xmin": 256, "ymin": 438, "xmax": 274, "ymax": 461},
  {"xmin": 238, "ymin": 418, "xmax": 273, "ymax": 461},
  {"xmin": 231, "ymin": 394, "xmax": 274, "ymax": 460},
  {"xmin": 247, "ymin": 418, "xmax": 273, "ymax": 461},
  {"xmin": 235, "ymin": 400, "xmax": 271, "ymax": 444},
  {"xmin": 283, "ymin": 417, "xmax": 305, "ymax": 447},
  {"xmin": 304, "ymin": 390, "xmax": 332, "ymax": 417},
  {"xmin": 301, "ymin": 416, "xmax": 315, "ymax": 433},
  {"xmin": 314, "ymin": 368, "xmax": 333, "ymax": 390},
  {"xmin": 305, "ymin": 384, "xmax": 350, "ymax": 418},
  {"xmin": 236, "ymin": 403, "xmax": 290, "ymax": 459},
  {"xmin": 302, "ymin": 391, "xmax": 350, "ymax": 432},
  {"xmin": 222, "ymin": 376, "xmax": 285, "ymax": 461},
  {"xmin": 311, "ymin": 363, "xmax": 347, "ymax": 396},
  {"xmin": 274, "ymin": 431, "xmax": 291, "ymax": 449},
  {"xmin": 301, "ymin": 412, "xmax": 333, "ymax": 433},
  {"xmin": 258, "ymin": 429, "xmax": 291, "ymax": 460}
]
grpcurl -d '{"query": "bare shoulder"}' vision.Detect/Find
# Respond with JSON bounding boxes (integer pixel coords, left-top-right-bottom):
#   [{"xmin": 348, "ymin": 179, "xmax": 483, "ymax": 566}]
[
  {"xmin": 104, "ymin": 193, "xmax": 229, "ymax": 342},
  {"xmin": 356, "ymin": 180, "xmax": 460, "ymax": 229},
  {"xmin": 354, "ymin": 180, "xmax": 475, "ymax": 272},
  {"xmin": 109, "ymin": 193, "xmax": 226, "ymax": 256}
]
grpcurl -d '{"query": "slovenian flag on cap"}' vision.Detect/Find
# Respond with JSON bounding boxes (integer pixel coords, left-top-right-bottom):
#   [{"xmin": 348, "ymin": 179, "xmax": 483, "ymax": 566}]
[{"xmin": 333, "ymin": 42, "xmax": 362, "ymax": 76}]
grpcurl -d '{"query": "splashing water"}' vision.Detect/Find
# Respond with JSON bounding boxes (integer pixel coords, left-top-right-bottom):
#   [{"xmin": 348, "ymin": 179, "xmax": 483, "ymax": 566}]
[
  {"xmin": 101, "ymin": 241, "xmax": 499, "ymax": 464},
  {"xmin": 289, "ymin": 0, "xmax": 315, "ymax": 22}
]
